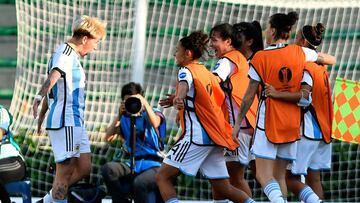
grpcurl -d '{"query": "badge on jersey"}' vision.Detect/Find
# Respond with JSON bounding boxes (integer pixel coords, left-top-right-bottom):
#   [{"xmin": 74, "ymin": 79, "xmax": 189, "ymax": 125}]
[
  {"xmin": 214, "ymin": 63, "xmax": 220, "ymax": 70},
  {"xmin": 179, "ymin": 72, "xmax": 187, "ymax": 79}
]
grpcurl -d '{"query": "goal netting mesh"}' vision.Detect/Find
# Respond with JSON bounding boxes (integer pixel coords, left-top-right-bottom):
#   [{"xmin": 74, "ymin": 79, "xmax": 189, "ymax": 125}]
[{"xmin": 10, "ymin": 0, "xmax": 359, "ymax": 201}]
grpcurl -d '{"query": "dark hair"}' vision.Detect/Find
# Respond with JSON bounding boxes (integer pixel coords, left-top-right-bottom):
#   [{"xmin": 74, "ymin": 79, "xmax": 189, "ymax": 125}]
[
  {"xmin": 269, "ymin": 11, "xmax": 299, "ymax": 41},
  {"xmin": 233, "ymin": 21, "xmax": 264, "ymax": 54},
  {"xmin": 180, "ymin": 31, "xmax": 209, "ymax": 59},
  {"xmin": 121, "ymin": 82, "xmax": 144, "ymax": 100},
  {"xmin": 302, "ymin": 23, "xmax": 325, "ymax": 50},
  {"xmin": 73, "ymin": 29, "xmax": 94, "ymax": 39},
  {"xmin": 210, "ymin": 23, "xmax": 243, "ymax": 49}
]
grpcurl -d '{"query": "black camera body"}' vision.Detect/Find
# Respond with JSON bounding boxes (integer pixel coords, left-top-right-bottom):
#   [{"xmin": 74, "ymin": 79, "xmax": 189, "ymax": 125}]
[{"xmin": 124, "ymin": 97, "xmax": 142, "ymax": 116}]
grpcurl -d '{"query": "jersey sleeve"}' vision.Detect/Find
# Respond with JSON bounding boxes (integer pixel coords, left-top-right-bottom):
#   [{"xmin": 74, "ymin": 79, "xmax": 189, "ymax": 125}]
[
  {"xmin": 212, "ymin": 58, "xmax": 234, "ymax": 81},
  {"xmin": 302, "ymin": 47, "xmax": 318, "ymax": 62},
  {"xmin": 301, "ymin": 70, "xmax": 313, "ymax": 87},
  {"xmin": 50, "ymin": 52, "xmax": 72, "ymax": 74},
  {"xmin": 178, "ymin": 67, "xmax": 193, "ymax": 89},
  {"xmin": 248, "ymin": 65, "xmax": 261, "ymax": 82}
]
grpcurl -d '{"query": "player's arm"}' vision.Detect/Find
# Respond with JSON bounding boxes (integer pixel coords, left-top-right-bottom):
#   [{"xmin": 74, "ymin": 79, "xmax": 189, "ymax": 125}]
[
  {"xmin": 264, "ymin": 83, "xmax": 311, "ymax": 103},
  {"xmin": 173, "ymin": 81, "xmax": 188, "ymax": 110},
  {"xmin": 303, "ymin": 47, "xmax": 336, "ymax": 65},
  {"xmin": 317, "ymin": 52, "xmax": 336, "ymax": 65},
  {"xmin": 37, "ymin": 97, "xmax": 48, "ymax": 134},
  {"xmin": 265, "ymin": 71, "xmax": 313, "ymax": 106},
  {"xmin": 233, "ymin": 78, "xmax": 259, "ymax": 141},
  {"xmin": 32, "ymin": 69, "xmax": 62, "ymax": 118}
]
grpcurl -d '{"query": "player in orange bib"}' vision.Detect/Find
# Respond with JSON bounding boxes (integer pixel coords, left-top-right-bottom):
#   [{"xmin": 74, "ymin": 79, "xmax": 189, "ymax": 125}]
[
  {"xmin": 156, "ymin": 31, "xmax": 255, "ymax": 203},
  {"xmin": 232, "ymin": 12, "xmax": 335, "ymax": 203},
  {"xmin": 210, "ymin": 22, "xmax": 263, "ymax": 198},
  {"xmin": 265, "ymin": 23, "xmax": 333, "ymax": 203}
]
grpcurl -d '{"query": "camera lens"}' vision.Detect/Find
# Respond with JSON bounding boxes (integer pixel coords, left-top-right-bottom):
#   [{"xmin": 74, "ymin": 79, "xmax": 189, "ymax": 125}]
[{"xmin": 124, "ymin": 97, "xmax": 142, "ymax": 115}]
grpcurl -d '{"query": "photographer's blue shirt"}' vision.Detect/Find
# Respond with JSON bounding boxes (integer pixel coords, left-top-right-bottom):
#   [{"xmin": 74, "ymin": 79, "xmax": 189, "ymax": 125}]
[{"xmin": 120, "ymin": 108, "xmax": 165, "ymax": 173}]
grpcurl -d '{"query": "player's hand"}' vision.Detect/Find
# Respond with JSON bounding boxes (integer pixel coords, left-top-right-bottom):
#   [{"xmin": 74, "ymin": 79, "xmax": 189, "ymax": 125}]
[
  {"xmin": 159, "ymin": 94, "xmax": 175, "ymax": 108},
  {"xmin": 175, "ymin": 112, "xmax": 180, "ymax": 127},
  {"xmin": 32, "ymin": 97, "xmax": 42, "ymax": 118},
  {"xmin": 37, "ymin": 117, "xmax": 44, "ymax": 134},
  {"xmin": 264, "ymin": 83, "xmax": 278, "ymax": 98},
  {"xmin": 173, "ymin": 97, "xmax": 184, "ymax": 110},
  {"xmin": 232, "ymin": 124, "xmax": 241, "ymax": 145}
]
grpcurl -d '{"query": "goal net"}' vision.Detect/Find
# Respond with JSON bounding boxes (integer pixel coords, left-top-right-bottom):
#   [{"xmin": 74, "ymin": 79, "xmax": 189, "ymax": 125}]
[{"xmin": 11, "ymin": 0, "xmax": 359, "ymax": 201}]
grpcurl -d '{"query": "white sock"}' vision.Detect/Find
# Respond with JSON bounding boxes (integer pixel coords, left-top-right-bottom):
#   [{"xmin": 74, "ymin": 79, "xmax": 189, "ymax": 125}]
[
  {"xmin": 244, "ymin": 197, "xmax": 256, "ymax": 203},
  {"xmin": 43, "ymin": 189, "xmax": 53, "ymax": 203},
  {"xmin": 52, "ymin": 198, "xmax": 67, "ymax": 203},
  {"xmin": 299, "ymin": 186, "xmax": 321, "ymax": 203},
  {"xmin": 213, "ymin": 199, "xmax": 229, "ymax": 203},
  {"xmin": 165, "ymin": 197, "xmax": 179, "ymax": 203},
  {"xmin": 263, "ymin": 179, "xmax": 284, "ymax": 203}
]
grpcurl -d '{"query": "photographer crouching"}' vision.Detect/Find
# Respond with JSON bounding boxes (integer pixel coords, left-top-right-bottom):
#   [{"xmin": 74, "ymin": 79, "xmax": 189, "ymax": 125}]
[{"xmin": 101, "ymin": 82, "xmax": 166, "ymax": 203}]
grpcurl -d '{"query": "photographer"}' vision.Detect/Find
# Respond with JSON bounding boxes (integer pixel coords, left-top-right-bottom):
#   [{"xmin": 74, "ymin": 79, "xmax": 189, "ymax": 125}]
[{"xmin": 101, "ymin": 82, "xmax": 165, "ymax": 203}]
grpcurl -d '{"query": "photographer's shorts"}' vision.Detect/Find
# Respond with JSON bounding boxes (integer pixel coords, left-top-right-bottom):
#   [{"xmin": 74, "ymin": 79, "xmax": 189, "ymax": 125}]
[
  {"xmin": 163, "ymin": 137, "xmax": 229, "ymax": 179},
  {"xmin": 48, "ymin": 126, "xmax": 91, "ymax": 163}
]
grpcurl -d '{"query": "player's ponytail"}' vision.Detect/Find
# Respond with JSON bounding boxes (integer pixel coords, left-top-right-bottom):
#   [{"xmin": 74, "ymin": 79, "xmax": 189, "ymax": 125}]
[
  {"xmin": 302, "ymin": 23, "xmax": 325, "ymax": 50},
  {"xmin": 180, "ymin": 31, "xmax": 209, "ymax": 60},
  {"xmin": 233, "ymin": 21, "xmax": 264, "ymax": 54},
  {"xmin": 269, "ymin": 11, "xmax": 299, "ymax": 41}
]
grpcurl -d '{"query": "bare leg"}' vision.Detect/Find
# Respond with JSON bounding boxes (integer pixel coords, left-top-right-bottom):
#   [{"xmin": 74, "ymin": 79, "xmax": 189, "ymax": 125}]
[
  {"xmin": 306, "ymin": 170, "xmax": 324, "ymax": 199},
  {"xmin": 285, "ymin": 171, "xmax": 304, "ymax": 196},
  {"xmin": 254, "ymin": 158, "xmax": 274, "ymax": 186},
  {"xmin": 68, "ymin": 153, "xmax": 92, "ymax": 185},
  {"xmin": 210, "ymin": 178, "xmax": 250, "ymax": 203},
  {"xmin": 273, "ymin": 159, "xmax": 289, "ymax": 197},
  {"xmin": 156, "ymin": 163, "xmax": 180, "ymax": 201},
  {"xmin": 227, "ymin": 162, "xmax": 252, "ymax": 196},
  {"xmin": 52, "ymin": 158, "xmax": 77, "ymax": 200}
]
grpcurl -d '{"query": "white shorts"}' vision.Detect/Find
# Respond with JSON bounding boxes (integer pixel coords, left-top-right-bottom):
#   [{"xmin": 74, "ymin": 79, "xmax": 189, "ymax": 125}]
[
  {"xmin": 251, "ymin": 129, "xmax": 297, "ymax": 160},
  {"xmin": 225, "ymin": 129, "xmax": 254, "ymax": 165},
  {"xmin": 48, "ymin": 126, "xmax": 91, "ymax": 163},
  {"xmin": 163, "ymin": 137, "xmax": 229, "ymax": 179},
  {"xmin": 290, "ymin": 136, "xmax": 332, "ymax": 175}
]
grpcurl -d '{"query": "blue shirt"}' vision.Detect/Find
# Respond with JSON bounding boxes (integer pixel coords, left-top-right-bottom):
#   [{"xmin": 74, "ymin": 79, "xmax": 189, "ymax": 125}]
[{"xmin": 120, "ymin": 108, "xmax": 165, "ymax": 173}]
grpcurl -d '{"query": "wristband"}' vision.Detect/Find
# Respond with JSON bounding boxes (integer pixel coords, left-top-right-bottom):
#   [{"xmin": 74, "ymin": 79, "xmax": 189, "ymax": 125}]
[{"xmin": 35, "ymin": 94, "xmax": 43, "ymax": 102}]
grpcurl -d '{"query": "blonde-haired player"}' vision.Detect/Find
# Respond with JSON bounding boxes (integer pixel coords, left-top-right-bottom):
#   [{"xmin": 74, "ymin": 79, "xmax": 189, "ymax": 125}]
[{"xmin": 33, "ymin": 15, "xmax": 106, "ymax": 203}]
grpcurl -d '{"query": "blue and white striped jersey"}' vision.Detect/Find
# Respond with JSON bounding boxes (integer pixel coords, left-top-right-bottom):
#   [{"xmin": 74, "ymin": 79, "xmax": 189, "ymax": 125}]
[{"xmin": 46, "ymin": 43, "xmax": 86, "ymax": 129}]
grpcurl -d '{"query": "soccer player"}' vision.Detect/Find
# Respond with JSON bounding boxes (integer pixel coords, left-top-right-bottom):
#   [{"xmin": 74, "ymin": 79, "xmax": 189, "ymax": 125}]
[
  {"xmin": 101, "ymin": 82, "xmax": 165, "ymax": 203},
  {"xmin": 32, "ymin": 15, "xmax": 106, "ymax": 202},
  {"xmin": 156, "ymin": 31, "xmax": 255, "ymax": 203},
  {"xmin": 209, "ymin": 22, "xmax": 261, "ymax": 197},
  {"xmin": 232, "ymin": 12, "xmax": 335, "ymax": 203},
  {"xmin": 267, "ymin": 23, "xmax": 332, "ymax": 203}
]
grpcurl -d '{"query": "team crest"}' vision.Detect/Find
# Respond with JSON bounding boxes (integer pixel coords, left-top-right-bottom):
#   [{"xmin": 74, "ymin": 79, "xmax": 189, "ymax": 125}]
[
  {"xmin": 75, "ymin": 144, "xmax": 80, "ymax": 152},
  {"xmin": 278, "ymin": 67, "xmax": 292, "ymax": 83}
]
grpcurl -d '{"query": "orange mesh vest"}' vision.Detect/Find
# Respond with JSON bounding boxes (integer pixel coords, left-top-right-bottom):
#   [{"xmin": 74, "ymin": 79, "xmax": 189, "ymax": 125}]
[
  {"xmin": 222, "ymin": 50, "xmax": 259, "ymax": 129},
  {"xmin": 304, "ymin": 62, "xmax": 333, "ymax": 143},
  {"xmin": 176, "ymin": 63, "xmax": 239, "ymax": 150},
  {"xmin": 250, "ymin": 44, "xmax": 305, "ymax": 143}
]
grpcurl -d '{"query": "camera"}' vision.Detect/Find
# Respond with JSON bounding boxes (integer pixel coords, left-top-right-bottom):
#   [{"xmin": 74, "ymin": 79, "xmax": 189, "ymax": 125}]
[{"xmin": 124, "ymin": 97, "xmax": 142, "ymax": 116}]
